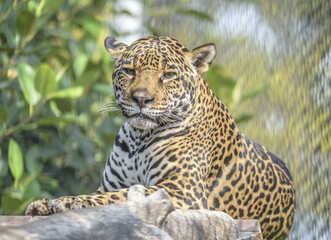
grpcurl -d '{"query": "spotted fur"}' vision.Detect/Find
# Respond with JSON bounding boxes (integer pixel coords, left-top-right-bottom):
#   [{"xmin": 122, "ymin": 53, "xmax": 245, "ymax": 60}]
[{"xmin": 26, "ymin": 36, "xmax": 295, "ymax": 240}]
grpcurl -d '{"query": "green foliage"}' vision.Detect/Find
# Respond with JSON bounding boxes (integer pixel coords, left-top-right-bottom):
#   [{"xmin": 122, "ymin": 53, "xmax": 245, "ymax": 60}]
[
  {"xmin": 8, "ymin": 139, "xmax": 24, "ymax": 189},
  {"xmin": 175, "ymin": 8, "xmax": 214, "ymax": 21},
  {"xmin": 16, "ymin": 10, "xmax": 36, "ymax": 36},
  {"xmin": 35, "ymin": 64, "xmax": 57, "ymax": 96},
  {"xmin": 0, "ymin": 105, "xmax": 7, "ymax": 123},
  {"xmin": 207, "ymin": 65, "xmax": 266, "ymax": 124},
  {"xmin": 0, "ymin": 0, "xmax": 122, "ymax": 215},
  {"xmin": 0, "ymin": 0, "xmax": 262, "ymax": 215},
  {"xmin": 17, "ymin": 63, "xmax": 40, "ymax": 106}
]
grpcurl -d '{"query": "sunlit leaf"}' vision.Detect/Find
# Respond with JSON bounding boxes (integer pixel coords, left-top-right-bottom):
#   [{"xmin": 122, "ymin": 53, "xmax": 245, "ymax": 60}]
[
  {"xmin": 27, "ymin": 1, "xmax": 37, "ymax": 12},
  {"xmin": 16, "ymin": 10, "xmax": 36, "ymax": 36},
  {"xmin": 0, "ymin": 104, "xmax": 8, "ymax": 123},
  {"xmin": 33, "ymin": 0, "xmax": 64, "ymax": 31},
  {"xmin": 73, "ymin": 54, "xmax": 89, "ymax": 78},
  {"xmin": 48, "ymin": 86, "xmax": 84, "ymax": 99},
  {"xmin": 50, "ymin": 100, "xmax": 61, "ymax": 117},
  {"xmin": 231, "ymin": 78, "xmax": 243, "ymax": 106},
  {"xmin": 17, "ymin": 63, "xmax": 40, "ymax": 105},
  {"xmin": 76, "ymin": 15, "xmax": 101, "ymax": 38},
  {"xmin": 8, "ymin": 139, "xmax": 24, "ymax": 185},
  {"xmin": 241, "ymin": 84, "xmax": 267, "ymax": 101},
  {"xmin": 35, "ymin": 64, "xmax": 57, "ymax": 96}
]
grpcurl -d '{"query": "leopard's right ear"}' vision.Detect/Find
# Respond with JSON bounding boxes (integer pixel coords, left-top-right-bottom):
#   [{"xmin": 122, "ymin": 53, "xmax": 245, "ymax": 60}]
[{"xmin": 104, "ymin": 36, "xmax": 129, "ymax": 60}]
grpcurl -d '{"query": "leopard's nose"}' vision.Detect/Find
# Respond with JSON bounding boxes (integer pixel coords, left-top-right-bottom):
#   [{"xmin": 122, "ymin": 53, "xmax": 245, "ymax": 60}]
[{"xmin": 131, "ymin": 89, "xmax": 155, "ymax": 108}]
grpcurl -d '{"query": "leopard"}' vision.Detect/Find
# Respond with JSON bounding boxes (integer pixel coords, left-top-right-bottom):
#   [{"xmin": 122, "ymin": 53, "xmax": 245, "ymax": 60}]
[{"xmin": 26, "ymin": 36, "xmax": 295, "ymax": 240}]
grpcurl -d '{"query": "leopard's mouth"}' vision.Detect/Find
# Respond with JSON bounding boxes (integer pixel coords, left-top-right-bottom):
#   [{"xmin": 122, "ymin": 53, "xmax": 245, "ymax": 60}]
[{"xmin": 127, "ymin": 113, "xmax": 158, "ymax": 130}]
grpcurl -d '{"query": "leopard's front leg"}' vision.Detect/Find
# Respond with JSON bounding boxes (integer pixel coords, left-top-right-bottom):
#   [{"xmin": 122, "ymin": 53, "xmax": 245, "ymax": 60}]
[
  {"xmin": 25, "ymin": 189, "xmax": 129, "ymax": 216},
  {"xmin": 26, "ymin": 178, "xmax": 205, "ymax": 216}
]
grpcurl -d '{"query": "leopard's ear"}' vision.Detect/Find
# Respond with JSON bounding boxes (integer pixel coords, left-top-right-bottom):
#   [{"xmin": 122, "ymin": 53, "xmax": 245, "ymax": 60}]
[
  {"xmin": 104, "ymin": 36, "xmax": 129, "ymax": 60},
  {"xmin": 189, "ymin": 43, "xmax": 216, "ymax": 74}
]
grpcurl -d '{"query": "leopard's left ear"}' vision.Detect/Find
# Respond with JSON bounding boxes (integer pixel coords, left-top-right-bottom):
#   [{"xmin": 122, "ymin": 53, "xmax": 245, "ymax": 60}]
[
  {"xmin": 104, "ymin": 36, "xmax": 129, "ymax": 60},
  {"xmin": 189, "ymin": 43, "xmax": 216, "ymax": 74}
]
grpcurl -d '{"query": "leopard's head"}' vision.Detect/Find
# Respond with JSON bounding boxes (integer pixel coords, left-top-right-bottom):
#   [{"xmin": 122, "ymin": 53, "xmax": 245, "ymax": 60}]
[{"xmin": 105, "ymin": 36, "xmax": 216, "ymax": 130}]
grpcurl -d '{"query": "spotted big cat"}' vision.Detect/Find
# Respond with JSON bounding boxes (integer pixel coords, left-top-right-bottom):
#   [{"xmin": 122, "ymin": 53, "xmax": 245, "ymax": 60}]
[{"xmin": 26, "ymin": 36, "xmax": 295, "ymax": 240}]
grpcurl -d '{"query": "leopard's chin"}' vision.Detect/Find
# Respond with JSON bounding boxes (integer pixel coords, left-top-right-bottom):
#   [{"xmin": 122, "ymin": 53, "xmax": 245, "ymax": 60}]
[{"xmin": 127, "ymin": 114, "xmax": 158, "ymax": 130}]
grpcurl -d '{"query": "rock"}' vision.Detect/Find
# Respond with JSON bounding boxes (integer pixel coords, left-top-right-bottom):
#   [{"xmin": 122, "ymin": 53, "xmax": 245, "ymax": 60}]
[{"xmin": 0, "ymin": 185, "xmax": 240, "ymax": 240}]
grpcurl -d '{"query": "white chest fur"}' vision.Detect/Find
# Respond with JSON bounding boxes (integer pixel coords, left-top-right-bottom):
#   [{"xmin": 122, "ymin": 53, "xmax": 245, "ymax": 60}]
[{"xmin": 102, "ymin": 122, "xmax": 170, "ymax": 191}]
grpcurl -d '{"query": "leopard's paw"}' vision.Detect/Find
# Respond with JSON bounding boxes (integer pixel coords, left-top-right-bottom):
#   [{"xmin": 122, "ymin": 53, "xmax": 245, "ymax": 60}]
[
  {"xmin": 25, "ymin": 198, "xmax": 52, "ymax": 216},
  {"xmin": 26, "ymin": 196, "xmax": 94, "ymax": 216}
]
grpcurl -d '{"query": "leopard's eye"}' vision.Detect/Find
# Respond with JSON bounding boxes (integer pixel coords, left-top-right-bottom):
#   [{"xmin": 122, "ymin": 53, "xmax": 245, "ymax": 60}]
[
  {"xmin": 162, "ymin": 72, "xmax": 177, "ymax": 80},
  {"xmin": 123, "ymin": 68, "xmax": 135, "ymax": 75}
]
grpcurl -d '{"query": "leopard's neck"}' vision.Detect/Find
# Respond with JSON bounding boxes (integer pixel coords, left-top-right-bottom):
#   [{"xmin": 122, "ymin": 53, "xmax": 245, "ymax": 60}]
[{"xmin": 184, "ymin": 76, "xmax": 239, "ymax": 134}]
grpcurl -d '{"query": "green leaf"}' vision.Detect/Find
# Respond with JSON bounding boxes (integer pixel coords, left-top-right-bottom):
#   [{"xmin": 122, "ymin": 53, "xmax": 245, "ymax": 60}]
[
  {"xmin": 37, "ymin": 116, "xmax": 81, "ymax": 125},
  {"xmin": 1, "ymin": 188, "xmax": 32, "ymax": 215},
  {"xmin": 17, "ymin": 63, "xmax": 40, "ymax": 105},
  {"xmin": 26, "ymin": 146, "xmax": 43, "ymax": 174},
  {"xmin": 73, "ymin": 54, "xmax": 89, "ymax": 78},
  {"xmin": 176, "ymin": 8, "xmax": 213, "ymax": 21},
  {"xmin": 35, "ymin": 64, "xmax": 57, "ymax": 96},
  {"xmin": 33, "ymin": 0, "xmax": 64, "ymax": 31},
  {"xmin": 93, "ymin": 83, "xmax": 112, "ymax": 95},
  {"xmin": 16, "ymin": 10, "xmax": 36, "ymax": 36},
  {"xmin": 8, "ymin": 139, "xmax": 24, "ymax": 186},
  {"xmin": 231, "ymin": 78, "xmax": 243, "ymax": 106},
  {"xmin": 40, "ymin": 177, "xmax": 59, "ymax": 192},
  {"xmin": 0, "ymin": 104, "xmax": 8, "ymax": 123},
  {"xmin": 235, "ymin": 113, "xmax": 254, "ymax": 124},
  {"xmin": 1, "ymin": 193, "xmax": 23, "ymax": 215},
  {"xmin": 42, "ymin": 0, "xmax": 65, "ymax": 14},
  {"xmin": 241, "ymin": 84, "xmax": 267, "ymax": 101},
  {"xmin": 207, "ymin": 66, "xmax": 237, "ymax": 106},
  {"xmin": 27, "ymin": 0, "xmax": 39, "ymax": 14},
  {"xmin": 6, "ymin": 100, "xmax": 25, "ymax": 128},
  {"xmin": 15, "ymin": 198, "xmax": 35, "ymax": 215},
  {"xmin": 22, "ymin": 178, "xmax": 41, "ymax": 200},
  {"xmin": 48, "ymin": 86, "xmax": 84, "ymax": 99},
  {"xmin": 1, "ymin": 7, "xmax": 18, "ymax": 48},
  {"xmin": 76, "ymin": 15, "xmax": 101, "ymax": 38},
  {"xmin": 50, "ymin": 100, "xmax": 61, "ymax": 117}
]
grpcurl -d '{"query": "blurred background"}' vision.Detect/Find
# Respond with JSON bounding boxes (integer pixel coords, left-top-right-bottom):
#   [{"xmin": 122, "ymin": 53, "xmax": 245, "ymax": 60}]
[{"xmin": 0, "ymin": 0, "xmax": 330, "ymax": 239}]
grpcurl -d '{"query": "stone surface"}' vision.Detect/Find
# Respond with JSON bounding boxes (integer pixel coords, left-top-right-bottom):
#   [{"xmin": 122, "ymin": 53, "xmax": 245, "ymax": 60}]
[
  {"xmin": 0, "ymin": 185, "xmax": 262, "ymax": 239},
  {"xmin": 0, "ymin": 188, "xmax": 174, "ymax": 240},
  {"xmin": 162, "ymin": 209, "xmax": 238, "ymax": 240}
]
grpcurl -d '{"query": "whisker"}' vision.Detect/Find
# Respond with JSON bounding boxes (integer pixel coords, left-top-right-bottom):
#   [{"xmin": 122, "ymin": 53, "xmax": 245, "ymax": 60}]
[{"xmin": 97, "ymin": 101, "xmax": 121, "ymax": 115}]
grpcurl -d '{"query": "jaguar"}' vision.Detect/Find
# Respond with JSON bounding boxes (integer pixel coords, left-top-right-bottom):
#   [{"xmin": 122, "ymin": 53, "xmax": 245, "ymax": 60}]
[{"xmin": 26, "ymin": 36, "xmax": 295, "ymax": 239}]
